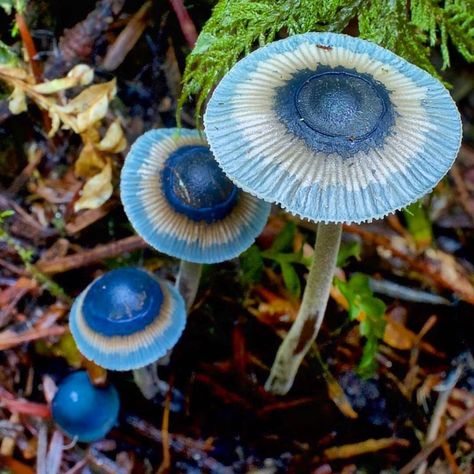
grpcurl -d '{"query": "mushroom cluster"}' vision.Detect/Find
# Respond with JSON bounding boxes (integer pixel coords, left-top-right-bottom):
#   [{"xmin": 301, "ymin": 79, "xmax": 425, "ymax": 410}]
[{"xmin": 205, "ymin": 32, "xmax": 462, "ymax": 394}]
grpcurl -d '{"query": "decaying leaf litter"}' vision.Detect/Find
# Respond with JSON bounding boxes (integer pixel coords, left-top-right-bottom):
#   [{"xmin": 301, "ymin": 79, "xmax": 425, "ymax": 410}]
[{"xmin": 0, "ymin": 0, "xmax": 473, "ymax": 472}]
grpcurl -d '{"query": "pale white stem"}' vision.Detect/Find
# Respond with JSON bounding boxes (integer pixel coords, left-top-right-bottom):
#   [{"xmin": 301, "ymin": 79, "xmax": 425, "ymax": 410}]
[
  {"xmin": 176, "ymin": 260, "xmax": 203, "ymax": 310},
  {"xmin": 265, "ymin": 222, "xmax": 342, "ymax": 395}
]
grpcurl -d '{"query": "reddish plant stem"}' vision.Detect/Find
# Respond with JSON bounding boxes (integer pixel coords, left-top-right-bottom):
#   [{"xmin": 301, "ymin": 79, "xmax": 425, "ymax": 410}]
[
  {"xmin": 15, "ymin": 13, "xmax": 42, "ymax": 83},
  {"xmin": 168, "ymin": 0, "xmax": 198, "ymax": 48}
]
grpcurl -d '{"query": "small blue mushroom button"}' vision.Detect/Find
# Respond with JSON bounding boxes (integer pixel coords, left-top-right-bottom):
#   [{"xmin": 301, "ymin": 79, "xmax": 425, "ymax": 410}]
[{"xmin": 52, "ymin": 371, "xmax": 119, "ymax": 442}]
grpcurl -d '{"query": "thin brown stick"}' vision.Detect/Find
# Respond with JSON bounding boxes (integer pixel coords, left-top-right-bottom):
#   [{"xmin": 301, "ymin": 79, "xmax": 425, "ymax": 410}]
[
  {"xmin": 450, "ymin": 164, "xmax": 474, "ymax": 221},
  {"xmin": 399, "ymin": 406, "xmax": 474, "ymax": 474},
  {"xmin": 102, "ymin": 1, "xmax": 152, "ymax": 71},
  {"xmin": 167, "ymin": 0, "xmax": 198, "ymax": 48},
  {"xmin": 37, "ymin": 235, "xmax": 147, "ymax": 274}
]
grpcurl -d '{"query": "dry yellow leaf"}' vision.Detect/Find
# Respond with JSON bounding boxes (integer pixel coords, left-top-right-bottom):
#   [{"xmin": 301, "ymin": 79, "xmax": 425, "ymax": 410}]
[
  {"xmin": 58, "ymin": 80, "xmax": 116, "ymax": 114},
  {"xmin": 74, "ymin": 160, "xmax": 113, "ymax": 212},
  {"xmin": 75, "ymin": 141, "xmax": 107, "ymax": 178},
  {"xmin": 32, "ymin": 65, "xmax": 94, "ymax": 94},
  {"xmin": 0, "ymin": 66, "xmax": 30, "ymax": 81},
  {"xmin": 75, "ymin": 93, "xmax": 110, "ymax": 133},
  {"xmin": 96, "ymin": 119, "xmax": 127, "ymax": 152},
  {"xmin": 8, "ymin": 86, "xmax": 27, "ymax": 114}
]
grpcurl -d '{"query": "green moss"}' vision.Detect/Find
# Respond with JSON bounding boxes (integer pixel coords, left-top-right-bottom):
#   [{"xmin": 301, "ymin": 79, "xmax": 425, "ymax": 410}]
[{"xmin": 179, "ymin": 0, "xmax": 474, "ymax": 124}]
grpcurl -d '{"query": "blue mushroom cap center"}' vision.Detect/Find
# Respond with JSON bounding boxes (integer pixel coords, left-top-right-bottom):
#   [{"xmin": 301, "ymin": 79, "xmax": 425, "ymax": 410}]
[
  {"xmin": 52, "ymin": 371, "xmax": 119, "ymax": 442},
  {"xmin": 82, "ymin": 268, "xmax": 163, "ymax": 337},
  {"xmin": 296, "ymin": 72, "xmax": 385, "ymax": 140},
  {"xmin": 276, "ymin": 66, "xmax": 395, "ymax": 158},
  {"xmin": 161, "ymin": 145, "xmax": 238, "ymax": 223}
]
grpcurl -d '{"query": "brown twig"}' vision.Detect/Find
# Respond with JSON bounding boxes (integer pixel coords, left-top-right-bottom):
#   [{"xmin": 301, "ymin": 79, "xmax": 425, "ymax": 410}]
[
  {"xmin": 158, "ymin": 385, "xmax": 172, "ymax": 473},
  {"xmin": 36, "ymin": 235, "xmax": 147, "ymax": 274},
  {"xmin": 167, "ymin": 0, "xmax": 198, "ymax": 48},
  {"xmin": 450, "ymin": 164, "xmax": 474, "ymax": 221},
  {"xmin": 102, "ymin": 1, "xmax": 153, "ymax": 71},
  {"xmin": 0, "ymin": 325, "xmax": 66, "ymax": 350},
  {"xmin": 399, "ymin": 406, "xmax": 474, "ymax": 474}
]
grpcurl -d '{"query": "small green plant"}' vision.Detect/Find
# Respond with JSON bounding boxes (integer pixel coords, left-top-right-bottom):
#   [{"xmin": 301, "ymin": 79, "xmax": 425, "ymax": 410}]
[
  {"xmin": 240, "ymin": 222, "xmax": 362, "ymax": 298},
  {"xmin": 240, "ymin": 222, "xmax": 309, "ymax": 297},
  {"xmin": 336, "ymin": 273, "xmax": 387, "ymax": 377},
  {"xmin": 179, "ymin": 0, "xmax": 473, "ymax": 123}
]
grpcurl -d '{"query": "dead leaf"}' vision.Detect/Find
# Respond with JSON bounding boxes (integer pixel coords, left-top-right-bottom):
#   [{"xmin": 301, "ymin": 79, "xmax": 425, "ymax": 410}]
[
  {"xmin": 9, "ymin": 86, "xmax": 27, "ymax": 114},
  {"xmin": 75, "ymin": 141, "xmax": 107, "ymax": 178},
  {"xmin": 96, "ymin": 119, "xmax": 127, "ymax": 152},
  {"xmin": 31, "ymin": 64, "xmax": 94, "ymax": 94},
  {"xmin": 74, "ymin": 159, "xmax": 113, "ymax": 212}
]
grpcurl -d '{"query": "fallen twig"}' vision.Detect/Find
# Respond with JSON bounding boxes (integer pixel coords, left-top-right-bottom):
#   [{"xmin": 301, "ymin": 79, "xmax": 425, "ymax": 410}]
[
  {"xmin": 323, "ymin": 437, "xmax": 409, "ymax": 460},
  {"xmin": 399, "ymin": 406, "xmax": 474, "ymax": 474},
  {"xmin": 37, "ymin": 235, "xmax": 147, "ymax": 274},
  {"xmin": 168, "ymin": 0, "xmax": 198, "ymax": 48}
]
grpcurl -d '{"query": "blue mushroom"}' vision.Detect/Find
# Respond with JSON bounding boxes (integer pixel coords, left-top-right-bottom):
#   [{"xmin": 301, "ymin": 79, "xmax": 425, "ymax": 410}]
[
  {"xmin": 204, "ymin": 32, "xmax": 461, "ymax": 224},
  {"xmin": 69, "ymin": 268, "xmax": 186, "ymax": 371},
  {"xmin": 120, "ymin": 128, "xmax": 271, "ymax": 265},
  {"xmin": 52, "ymin": 371, "xmax": 119, "ymax": 442},
  {"xmin": 204, "ymin": 33, "xmax": 462, "ymax": 395}
]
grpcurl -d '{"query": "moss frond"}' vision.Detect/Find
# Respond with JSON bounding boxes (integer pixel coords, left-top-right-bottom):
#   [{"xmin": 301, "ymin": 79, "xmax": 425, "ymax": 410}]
[{"xmin": 178, "ymin": 0, "xmax": 474, "ymax": 125}]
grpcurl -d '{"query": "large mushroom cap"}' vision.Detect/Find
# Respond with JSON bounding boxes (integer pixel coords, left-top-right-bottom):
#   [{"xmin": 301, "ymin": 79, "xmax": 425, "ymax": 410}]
[
  {"xmin": 69, "ymin": 268, "xmax": 186, "ymax": 371},
  {"xmin": 52, "ymin": 371, "xmax": 119, "ymax": 442},
  {"xmin": 120, "ymin": 128, "xmax": 271, "ymax": 263},
  {"xmin": 204, "ymin": 33, "xmax": 462, "ymax": 223}
]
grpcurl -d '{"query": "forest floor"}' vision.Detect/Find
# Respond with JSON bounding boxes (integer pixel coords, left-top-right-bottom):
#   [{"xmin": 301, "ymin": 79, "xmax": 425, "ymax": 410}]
[{"xmin": 0, "ymin": 1, "xmax": 473, "ymax": 473}]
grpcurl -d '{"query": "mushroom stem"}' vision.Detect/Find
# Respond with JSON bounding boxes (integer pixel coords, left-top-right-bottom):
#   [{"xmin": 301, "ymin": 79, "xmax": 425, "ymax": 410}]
[
  {"xmin": 176, "ymin": 260, "xmax": 203, "ymax": 310},
  {"xmin": 265, "ymin": 222, "xmax": 342, "ymax": 395},
  {"xmin": 133, "ymin": 261, "xmax": 202, "ymax": 399},
  {"xmin": 133, "ymin": 364, "xmax": 162, "ymax": 400}
]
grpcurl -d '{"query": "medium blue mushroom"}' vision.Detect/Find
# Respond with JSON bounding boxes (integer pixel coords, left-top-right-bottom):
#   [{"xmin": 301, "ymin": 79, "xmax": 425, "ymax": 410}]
[
  {"xmin": 52, "ymin": 371, "xmax": 119, "ymax": 442},
  {"xmin": 69, "ymin": 267, "xmax": 186, "ymax": 371},
  {"xmin": 120, "ymin": 128, "xmax": 271, "ymax": 307},
  {"xmin": 204, "ymin": 32, "xmax": 462, "ymax": 394}
]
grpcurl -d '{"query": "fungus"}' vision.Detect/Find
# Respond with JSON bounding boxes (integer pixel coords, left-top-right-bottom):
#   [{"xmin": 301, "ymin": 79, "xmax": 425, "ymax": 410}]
[
  {"xmin": 51, "ymin": 371, "xmax": 119, "ymax": 442},
  {"xmin": 69, "ymin": 267, "xmax": 186, "ymax": 371},
  {"xmin": 121, "ymin": 128, "xmax": 270, "ymax": 305},
  {"xmin": 204, "ymin": 32, "xmax": 462, "ymax": 394},
  {"xmin": 120, "ymin": 128, "xmax": 270, "ymax": 397}
]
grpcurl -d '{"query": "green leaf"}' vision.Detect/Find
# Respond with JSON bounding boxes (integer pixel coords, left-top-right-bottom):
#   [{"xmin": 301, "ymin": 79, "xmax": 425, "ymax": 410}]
[
  {"xmin": 337, "ymin": 241, "xmax": 361, "ymax": 267},
  {"xmin": 270, "ymin": 221, "xmax": 296, "ymax": 253},
  {"xmin": 281, "ymin": 261, "xmax": 301, "ymax": 297},
  {"xmin": 335, "ymin": 273, "xmax": 387, "ymax": 377},
  {"xmin": 0, "ymin": 41, "xmax": 19, "ymax": 66},
  {"xmin": 403, "ymin": 200, "xmax": 433, "ymax": 248},
  {"xmin": 240, "ymin": 245, "xmax": 264, "ymax": 284}
]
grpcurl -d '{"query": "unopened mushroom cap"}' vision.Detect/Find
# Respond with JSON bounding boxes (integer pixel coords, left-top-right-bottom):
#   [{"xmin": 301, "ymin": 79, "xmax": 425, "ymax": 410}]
[
  {"xmin": 120, "ymin": 128, "xmax": 271, "ymax": 263},
  {"xmin": 52, "ymin": 371, "xmax": 119, "ymax": 442},
  {"xmin": 69, "ymin": 268, "xmax": 186, "ymax": 371},
  {"xmin": 204, "ymin": 33, "xmax": 462, "ymax": 223}
]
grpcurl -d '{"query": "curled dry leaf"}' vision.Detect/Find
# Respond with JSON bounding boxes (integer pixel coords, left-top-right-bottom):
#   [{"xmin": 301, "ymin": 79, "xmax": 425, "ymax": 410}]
[
  {"xmin": 96, "ymin": 119, "xmax": 127, "ymax": 153},
  {"xmin": 31, "ymin": 64, "xmax": 93, "ymax": 94},
  {"xmin": 57, "ymin": 79, "xmax": 116, "ymax": 133},
  {"xmin": 8, "ymin": 86, "xmax": 27, "ymax": 114},
  {"xmin": 74, "ymin": 159, "xmax": 113, "ymax": 212},
  {"xmin": 75, "ymin": 141, "xmax": 107, "ymax": 178}
]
